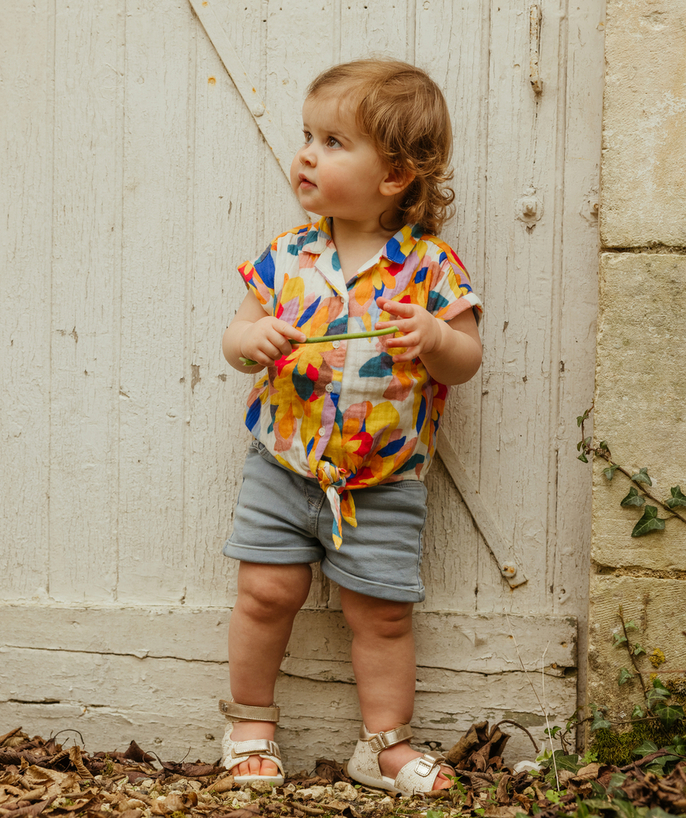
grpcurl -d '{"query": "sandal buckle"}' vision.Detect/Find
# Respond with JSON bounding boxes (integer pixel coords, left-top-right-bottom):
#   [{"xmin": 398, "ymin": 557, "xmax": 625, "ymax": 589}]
[
  {"xmin": 369, "ymin": 732, "xmax": 390, "ymax": 754},
  {"xmin": 415, "ymin": 752, "xmax": 442, "ymax": 777}
]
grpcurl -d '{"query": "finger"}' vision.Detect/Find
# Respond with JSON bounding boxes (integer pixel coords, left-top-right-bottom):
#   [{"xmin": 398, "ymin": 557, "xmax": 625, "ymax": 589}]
[
  {"xmin": 390, "ymin": 345, "xmax": 422, "ymax": 362},
  {"xmin": 277, "ymin": 321, "xmax": 307, "ymax": 343},
  {"xmin": 268, "ymin": 333, "xmax": 295, "ymax": 358},
  {"xmin": 375, "ymin": 296, "xmax": 415, "ymax": 318}
]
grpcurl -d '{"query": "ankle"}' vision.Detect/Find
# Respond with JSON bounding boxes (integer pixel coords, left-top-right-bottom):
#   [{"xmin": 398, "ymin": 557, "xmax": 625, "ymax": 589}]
[{"xmin": 228, "ymin": 720, "xmax": 276, "ymax": 741}]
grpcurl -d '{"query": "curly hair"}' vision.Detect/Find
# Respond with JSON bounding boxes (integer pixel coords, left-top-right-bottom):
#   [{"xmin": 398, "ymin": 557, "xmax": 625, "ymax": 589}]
[{"xmin": 306, "ymin": 59, "xmax": 455, "ymax": 236}]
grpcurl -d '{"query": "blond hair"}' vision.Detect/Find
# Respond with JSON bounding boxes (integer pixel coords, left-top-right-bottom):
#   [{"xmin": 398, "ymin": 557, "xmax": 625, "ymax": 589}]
[{"xmin": 306, "ymin": 59, "xmax": 455, "ymax": 235}]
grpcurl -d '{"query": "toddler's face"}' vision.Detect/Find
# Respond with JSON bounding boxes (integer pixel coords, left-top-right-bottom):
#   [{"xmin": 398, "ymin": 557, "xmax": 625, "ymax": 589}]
[{"xmin": 290, "ymin": 94, "xmax": 392, "ymax": 226}]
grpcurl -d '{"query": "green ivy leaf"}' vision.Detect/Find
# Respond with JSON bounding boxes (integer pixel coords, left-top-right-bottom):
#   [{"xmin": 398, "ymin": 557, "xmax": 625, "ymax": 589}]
[
  {"xmin": 618, "ymin": 667, "xmax": 634, "ymax": 686},
  {"xmin": 612, "ymin": 632, "xmax": 628, "ymax": 648},
  {"xmin": 578, "ymin": 453, "xmax": 589, "ymax": 463},
  {"xmin": 631, "ymin": 506, "xmax": 666, "ymax": 537},
  {"xmin": 646, "ymin": 680, "xmax": 670, "ymax": 709},
  {"xmin": 666, "ymin": 485, "xmax": 686, "ymax": 509},
  {"xmin": 631, "ymin": 467, "xmax": 652, "ymax": 486},
  {"xmin": 621, "ymin": 487, "xmax": 646, "ymax": 507},
  {"xmin": 624, "ymin": 620, "xmax": 638, "ymax": 631},
  {"xmin": 652, "ymin": 678, "xmax": 670, "ymax": 695},
  {"xmin": 590, "ymin": 706, "xmax": 611, "ymax": 732},
  {"xmin": 632, "ymin": 644, "xmax": 646, "ymax": 657},
  {"xmin": 631, "ymin": 704, "xmax": 645, "ymax": 720},
  {"xmin": 577, "ymin": 409, "xmax": 591, "ymax": 427},
  {"xmin": 633, "ymin": 740, "xmax": 658, "ymax": 758},
  {"xmin": 653, "ymin": 701, "xmax": 685, "ymax": 725},
  {"xmin": 604, "ymin": 464, "xmax": 620, "ymax": 480}
]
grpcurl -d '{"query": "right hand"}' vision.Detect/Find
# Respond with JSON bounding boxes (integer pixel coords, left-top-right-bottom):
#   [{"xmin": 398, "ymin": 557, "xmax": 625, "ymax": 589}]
[{"xmin": 239, "ymin": 316, "xmax": 306, "ymax": 367}]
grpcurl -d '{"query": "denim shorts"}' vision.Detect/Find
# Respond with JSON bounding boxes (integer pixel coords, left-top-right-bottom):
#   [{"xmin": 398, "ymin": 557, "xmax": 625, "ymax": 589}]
[{"xmin": 223, "ymin": 440, "xmax": 428, "ymax": 602}]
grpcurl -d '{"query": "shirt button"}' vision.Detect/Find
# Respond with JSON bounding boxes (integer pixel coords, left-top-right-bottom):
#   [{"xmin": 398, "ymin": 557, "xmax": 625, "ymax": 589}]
[
  {"xmin": 318, "ymin": 426, "xmax": 326, "ymax": 436},
  {"xmin": 325, "ymin": 383, "xmax": 333, "ymax": 392},
  {"xmin": 332, "ymin": 340, "xmax": 341, "ymax": 349}
]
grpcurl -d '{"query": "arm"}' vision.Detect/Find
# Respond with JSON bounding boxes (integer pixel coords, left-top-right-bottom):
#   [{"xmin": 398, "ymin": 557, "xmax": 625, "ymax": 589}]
[
  {"xmin": 222, "ymin": 290, "xmax": 306, "ymax": 373},
  {"xmin": 375, "ymin": 296, "xmax": 482, "ymax": 386}
]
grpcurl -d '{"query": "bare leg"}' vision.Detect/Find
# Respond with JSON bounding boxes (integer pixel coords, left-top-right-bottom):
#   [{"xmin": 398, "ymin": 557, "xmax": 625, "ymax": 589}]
[
  {"xmin": 340, "ymin": 587, "xmax": 451, "ymax": 791},
  {"xmin": 227, "ymin": 561, "xmax": 312, "ymax": 777}
]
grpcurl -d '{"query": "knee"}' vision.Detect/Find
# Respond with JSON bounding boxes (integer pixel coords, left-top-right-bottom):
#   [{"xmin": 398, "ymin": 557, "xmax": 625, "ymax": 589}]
[
  {"xmin": 237, "ymin": 564, "xmax": 311, "ymax": 621},
  {"xmin": 343, "ymin": 594, "xmax": 413, "ymax": 640}
]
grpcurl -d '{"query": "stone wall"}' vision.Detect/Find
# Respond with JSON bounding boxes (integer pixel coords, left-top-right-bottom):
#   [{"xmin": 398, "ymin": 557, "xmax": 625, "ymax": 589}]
[{"xmin": 588, "ymin": 0, "xmax": 686, "ymax": 724}]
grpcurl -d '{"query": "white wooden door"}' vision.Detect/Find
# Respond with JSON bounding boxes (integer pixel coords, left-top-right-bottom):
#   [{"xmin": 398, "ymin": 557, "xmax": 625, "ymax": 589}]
[{"xmin": 0, "ymin": 0, "xmax": 604, "ymax": 768}]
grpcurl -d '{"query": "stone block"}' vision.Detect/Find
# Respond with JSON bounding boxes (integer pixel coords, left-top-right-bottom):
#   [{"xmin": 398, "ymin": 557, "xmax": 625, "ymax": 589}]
[
  {"xmin": 601, "ymin": 0, "xmax": 686, "ymax": 247},
  {"xmin": 587, "ymin": 575, "xmax": 686, "ymax": 721},
  {"xmin": 593, "ymin": 253, "xmax": 686, "ymax": 569}
]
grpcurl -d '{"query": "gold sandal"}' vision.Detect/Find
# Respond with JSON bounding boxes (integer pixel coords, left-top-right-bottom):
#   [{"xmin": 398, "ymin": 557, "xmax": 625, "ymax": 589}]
[
  {"xmin": 346, "ymin": 723, "xmax": 452, "ymax": 795},
  {"xmin": 219, "ymin": 700, "xmax": 284, "ymax": 785}
]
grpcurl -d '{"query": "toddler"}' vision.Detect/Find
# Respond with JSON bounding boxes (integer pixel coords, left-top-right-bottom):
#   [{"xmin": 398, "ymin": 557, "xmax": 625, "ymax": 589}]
[{"xmin": 220, "ymin": 58, "xmax": 483, "ymax": 795}]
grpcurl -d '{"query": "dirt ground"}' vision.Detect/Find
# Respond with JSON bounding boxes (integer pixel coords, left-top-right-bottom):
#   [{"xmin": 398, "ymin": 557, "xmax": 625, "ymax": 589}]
[{"xmin": 2, "ymin": 724, "xmax": 685, "ymax": 818}]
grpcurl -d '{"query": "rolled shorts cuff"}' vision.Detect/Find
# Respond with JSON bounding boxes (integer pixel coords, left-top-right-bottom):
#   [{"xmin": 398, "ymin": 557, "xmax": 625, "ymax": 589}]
[
  {"xmin": 222, "ymin": 540, "xmax": 322, "ymax": 565},
  {"xmin": 321, "ymin": 560, "xmax": 425, "ymax": 603}
]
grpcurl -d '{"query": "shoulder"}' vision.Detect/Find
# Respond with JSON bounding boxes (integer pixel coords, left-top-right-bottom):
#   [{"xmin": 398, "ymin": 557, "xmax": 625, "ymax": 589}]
[
  {"xmin": 413, "ymin": 232, "xmax": 466, "ymax": 272},
  {"xmin": 267, "ymin": 222, "xmax": 319, "ymax": 253}
]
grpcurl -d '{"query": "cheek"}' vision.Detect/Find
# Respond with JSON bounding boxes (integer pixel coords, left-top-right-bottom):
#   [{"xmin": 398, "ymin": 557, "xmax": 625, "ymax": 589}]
[{"xmin": 289, "ymin": 153, "xmax": 301, "ymax": 191}]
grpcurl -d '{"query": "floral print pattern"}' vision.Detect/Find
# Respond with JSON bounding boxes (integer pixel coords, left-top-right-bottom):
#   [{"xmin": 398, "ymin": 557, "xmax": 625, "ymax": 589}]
[{"xmin": 238, "ymin": 218, "xmax": 482, "ymax": 548}]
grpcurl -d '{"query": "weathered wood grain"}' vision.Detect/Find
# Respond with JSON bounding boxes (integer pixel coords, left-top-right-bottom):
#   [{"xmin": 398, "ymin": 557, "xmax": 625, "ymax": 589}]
[
  {"xmin": 1, "ymin": 604, "xmax": 576, "ymax": 769},
  {"xmin": 116, "ymin": 0, "xmax": 194, "ymax": 605},
  {"xmin": 48, "ymin": 0, "xmax": 124, "ymax": 602},
  {"xmin": 0, "ymin": 1, "xmax": 53, "ymax": 599},
  {"xmin": 0, "ymin": 604, "xmax": 576, "ymax": 670},
  {"xmin": 0, "ymin": 0, "xmax": 600, "ymax": 757}
]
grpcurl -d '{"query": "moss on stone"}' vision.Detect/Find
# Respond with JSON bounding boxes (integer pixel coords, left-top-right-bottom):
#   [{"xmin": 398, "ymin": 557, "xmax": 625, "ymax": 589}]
[{"xmin": 591, "ymin": 717, "xmax": 686, "ymax": 766}]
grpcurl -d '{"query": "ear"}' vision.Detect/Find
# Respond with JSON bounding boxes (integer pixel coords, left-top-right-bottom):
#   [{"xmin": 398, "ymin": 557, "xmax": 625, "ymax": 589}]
[{"xmin": 379, "ymin": 166, "xmax": 415, "ymax": 197}]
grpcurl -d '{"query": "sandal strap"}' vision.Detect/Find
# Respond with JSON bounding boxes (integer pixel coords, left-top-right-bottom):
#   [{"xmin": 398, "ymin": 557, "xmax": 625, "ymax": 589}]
[
  {"xmin": 394, "ymin": 751, "xmax": 453, "ymax": 793},
  {"xmin": 413, "ymin": 751, "xmax": 447, "ymax": 777},
  {"xmin": 219, "ymin": 700, "xmax": 280, "ymax": 723},
  {"xmin": 228, "ymin": 738, "xmax": 281, "ymax": 760},
  {"xmin": 359, "ymin": 723, "xmax": 414, "ymax": 754}
]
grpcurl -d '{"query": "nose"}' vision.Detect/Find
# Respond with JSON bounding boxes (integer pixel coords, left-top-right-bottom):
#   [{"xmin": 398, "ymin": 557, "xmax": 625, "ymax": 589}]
[{"xmin": 300, "ymin": 142, "xmax": 316, "ymax": 166}]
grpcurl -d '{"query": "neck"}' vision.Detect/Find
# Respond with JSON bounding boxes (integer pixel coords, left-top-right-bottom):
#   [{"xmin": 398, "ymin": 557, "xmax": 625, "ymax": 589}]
[{"xmin": 330, "ymin": 216, "xmax": 399, "ymax": 282}]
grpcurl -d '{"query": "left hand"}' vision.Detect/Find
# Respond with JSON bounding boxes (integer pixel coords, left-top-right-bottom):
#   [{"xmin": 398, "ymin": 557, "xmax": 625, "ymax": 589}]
[{"xmin": 375, "ymin": 297, "xmax": 443, "ymax": 362}]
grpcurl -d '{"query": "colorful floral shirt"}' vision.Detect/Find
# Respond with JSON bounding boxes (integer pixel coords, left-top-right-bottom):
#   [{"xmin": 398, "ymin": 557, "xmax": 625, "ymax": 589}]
[{"xmin": 238, "ymin": 217, "xmax": 483, "ymax": 548}]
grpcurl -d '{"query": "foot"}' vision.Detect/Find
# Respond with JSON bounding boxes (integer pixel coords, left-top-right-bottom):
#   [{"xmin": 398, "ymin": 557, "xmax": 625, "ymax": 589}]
[
  {"xmin": 378, "ymin": 741, "xmax": 452, "ymax": 792},
  {"xmin": 227, "ymin": 720, "xmax": 280, "ymax": 778}
]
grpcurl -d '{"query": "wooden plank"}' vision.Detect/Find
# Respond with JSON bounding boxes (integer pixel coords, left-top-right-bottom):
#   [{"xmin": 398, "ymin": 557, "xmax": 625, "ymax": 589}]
[
  {"xmin": 48, "ymin": 0, "xmax": 124, "ymax": 601},
  {"xmin": 553, "ymin": 0, "xmax": 604, "ymax": 715},
  {"xmin": 116, "ymin": 0, "xmax": 193, "ymax": 603},
  {"xmin": 476, "ymin": 0, "xmax": 567, "ymax": 612},
  {"xmin": 187, "ymin": 0, "xmax": 291, "ymax": 180},
  {"xmin": 183, "ymin": 0, "xmax": 265, "ymax": 608},
  {"xmin": 0, "ymin": 654, "xmax": 574, "ymax": 769},
  {"xmin": 414, "ymin": 0, "xmax": 488, "ymax": 611},
  {"xmin": 437, "ymin": 430, "xmax": 528, "ymax": 588},
  {"xmin": 339, "ymin": 0, "xmax": 409, "ymax": 62},
  {"xmin": 0, "ymin": 1, "xmax": 53, "ymax": 599},
  {"xmin": 1, "ymin": 607, "xmax": 576, "ymax": 768},
  {"xmin": 261, "ymin": 0, "xmax": 334, "ymax": 240},
  {"xmin": 0, "ymin": 604, "xmax": 576, "ymax": 672}
]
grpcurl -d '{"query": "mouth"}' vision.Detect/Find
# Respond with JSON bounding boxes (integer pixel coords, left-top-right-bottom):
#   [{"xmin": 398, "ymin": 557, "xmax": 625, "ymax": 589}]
[{"xmin": 298, "ymin": 173, "xmax": 316, "ymax": 189}]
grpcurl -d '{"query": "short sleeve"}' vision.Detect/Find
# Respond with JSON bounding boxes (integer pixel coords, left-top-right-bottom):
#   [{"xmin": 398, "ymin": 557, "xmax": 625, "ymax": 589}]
[
  {"xmin": 425, "ymin": 241, "xmax": 483, "ymax": 325},
  {"xmin": 238, "ymin": 241, "xmax": 278, "ymax": 316}
]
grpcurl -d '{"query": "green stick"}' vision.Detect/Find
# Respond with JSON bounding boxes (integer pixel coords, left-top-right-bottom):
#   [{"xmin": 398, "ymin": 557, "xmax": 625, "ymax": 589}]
[{"xmin": 239, "ymin": 326, "xmax": 399, "ymax": 367}]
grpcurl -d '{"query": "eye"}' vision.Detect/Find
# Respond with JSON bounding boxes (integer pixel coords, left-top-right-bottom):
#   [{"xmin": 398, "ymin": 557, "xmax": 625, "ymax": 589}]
[
  {"xmin": 325, "ymin": 136, "xmax": 342, "ymax": 149},
  {"xmin": 302, "ymin": 130, "xmax": 313, "ymax": 144}
]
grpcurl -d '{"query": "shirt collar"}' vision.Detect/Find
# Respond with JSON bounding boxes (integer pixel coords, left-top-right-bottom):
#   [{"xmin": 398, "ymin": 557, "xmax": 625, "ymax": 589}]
[{"xmin": 303, "ymin": 217, "xmax": 424, "ymax": 265}]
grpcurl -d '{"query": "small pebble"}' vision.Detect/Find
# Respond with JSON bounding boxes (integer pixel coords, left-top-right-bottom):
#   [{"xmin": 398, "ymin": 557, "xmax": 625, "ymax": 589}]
[
  {"xmin": 333, "ymin": 781, "xmax": 358, "ymax": 801},
  {"xmin": 249, "ymin": 780, "xmax": 277, "ymax": 794}
]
